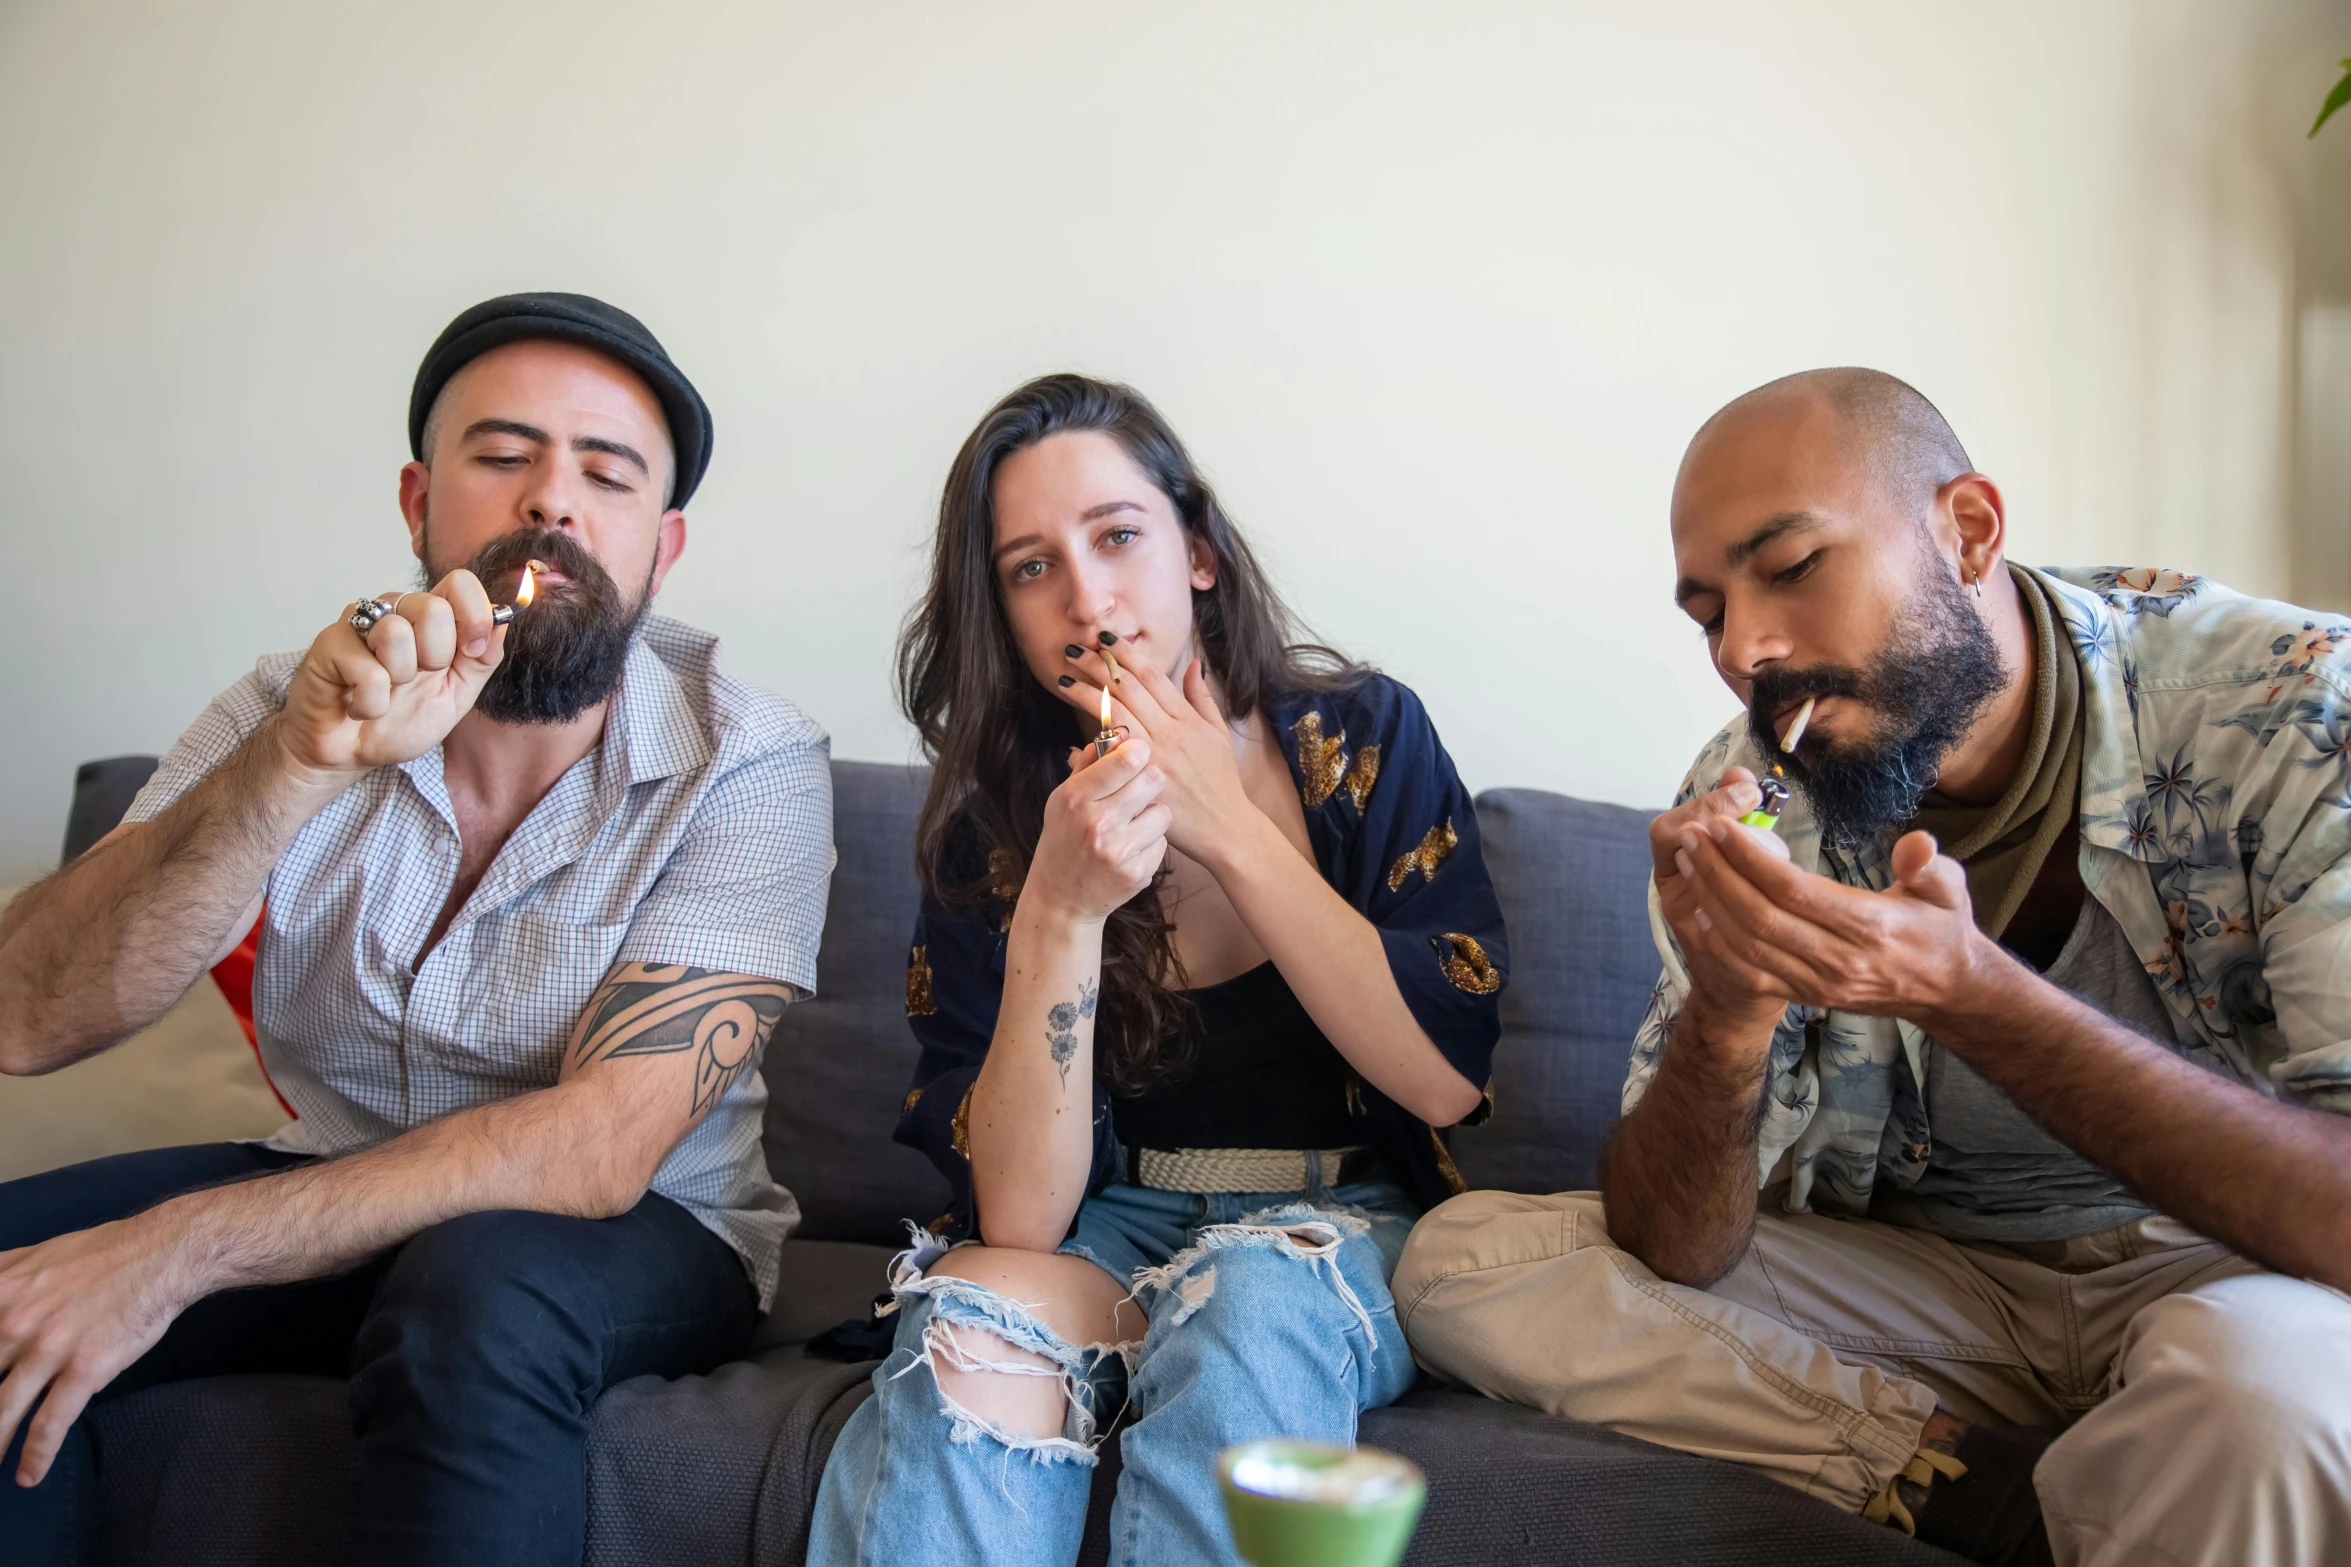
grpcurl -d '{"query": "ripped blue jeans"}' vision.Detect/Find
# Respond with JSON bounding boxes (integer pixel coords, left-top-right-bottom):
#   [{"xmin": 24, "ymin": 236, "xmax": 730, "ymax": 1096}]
[{"xmin": 807, "ymin": 1176, "xmax": 1420, "ymax": 1567}]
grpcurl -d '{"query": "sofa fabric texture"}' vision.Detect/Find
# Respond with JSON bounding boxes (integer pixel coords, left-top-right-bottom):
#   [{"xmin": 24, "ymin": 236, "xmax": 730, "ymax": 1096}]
[{"xmin": 79, "ymin": 758, "xmax": 1965, "ymax": 1565}]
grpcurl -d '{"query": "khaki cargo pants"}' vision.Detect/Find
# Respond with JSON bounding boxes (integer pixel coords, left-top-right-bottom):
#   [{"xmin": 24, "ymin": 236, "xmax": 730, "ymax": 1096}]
[{"xmin": 1392, "ymin": 1191, "xmax": 2351, "ymax": 1567}]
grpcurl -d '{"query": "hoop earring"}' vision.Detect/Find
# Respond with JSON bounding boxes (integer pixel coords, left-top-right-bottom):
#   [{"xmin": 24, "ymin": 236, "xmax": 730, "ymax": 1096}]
[{"xmin": 1971, "ymin": 571, "xmax": 1983, "ymax": 600}]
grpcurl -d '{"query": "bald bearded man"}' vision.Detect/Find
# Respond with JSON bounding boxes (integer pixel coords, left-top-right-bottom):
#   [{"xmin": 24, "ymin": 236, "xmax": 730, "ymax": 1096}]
[{"xmin": 1394, "ymin": 370, "xmax": 2351, "ymax": 1567}]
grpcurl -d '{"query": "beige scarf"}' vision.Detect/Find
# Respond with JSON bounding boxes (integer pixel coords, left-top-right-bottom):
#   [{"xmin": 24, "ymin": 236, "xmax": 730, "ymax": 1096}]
[{"xmin": 1906, "ymin": 564, "xmax": 2083, "ymax": 941}]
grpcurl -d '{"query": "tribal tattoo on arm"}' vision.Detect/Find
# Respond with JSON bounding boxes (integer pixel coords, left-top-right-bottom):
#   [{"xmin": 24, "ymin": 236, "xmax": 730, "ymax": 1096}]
[
  {"xmin": 1045, "ymin": 978, "xmax": 1098, "ymax": 1090},
  {"xmin": 571, "ymin": 963, "xmax": 793, "ymax": 1117}
]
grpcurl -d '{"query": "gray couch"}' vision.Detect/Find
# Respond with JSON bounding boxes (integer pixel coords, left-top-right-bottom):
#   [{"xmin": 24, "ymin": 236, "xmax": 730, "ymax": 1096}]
[{"xmin": 72, "ymin": 759, "xmax": 1967, "ymax": 1566}]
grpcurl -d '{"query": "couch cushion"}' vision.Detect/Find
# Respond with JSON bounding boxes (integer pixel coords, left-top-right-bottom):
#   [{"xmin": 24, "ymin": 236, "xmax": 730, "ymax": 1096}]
[
  {"xmin": 587, "ymin": 1350, "xmax": 874, "ymax": 1567},
  {"xmin": 1450, "ymin": 788, "xmax": 1659, "ymax": 1195},
  {"xmin": 761, "ymin": 760, "xmax": 949, "ymax": 1245},
  {"xmin": 93, "ymin": 1374, "xmax": 349, "ymax": 1567},
  {"xmin": 1359, "ymin": 1388, "xmax": 1970, "ymax": 1566},
  {"xmin": 89, "ymin": 1352, "xmax": 877, "ymax": 1567},
  {"xmin": 751, "ymin": 1237, "xmax": 898, "ymax": 1352}
]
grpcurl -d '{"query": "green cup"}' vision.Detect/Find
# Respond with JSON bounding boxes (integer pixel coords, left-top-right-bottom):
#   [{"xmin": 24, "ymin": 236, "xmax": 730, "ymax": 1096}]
[{"xmin": 1216, "ymin": 1440, "xmax": 1428, "ymax": 1567}]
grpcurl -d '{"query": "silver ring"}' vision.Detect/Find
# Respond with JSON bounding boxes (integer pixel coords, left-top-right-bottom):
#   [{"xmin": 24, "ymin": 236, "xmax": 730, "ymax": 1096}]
[
  {"xmin": 389, "ymin": 591, "xmax": 418, "ymax": 617},
  {"xmin": 348, "ymin": 596, "xmax": 393, "ymax": 635}
]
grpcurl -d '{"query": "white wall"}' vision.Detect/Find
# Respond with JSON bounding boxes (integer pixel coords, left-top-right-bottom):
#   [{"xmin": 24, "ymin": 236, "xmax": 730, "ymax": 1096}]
[{"xmin": 2, "ymin": 0, "xmax": 2347, "ymax": 883}]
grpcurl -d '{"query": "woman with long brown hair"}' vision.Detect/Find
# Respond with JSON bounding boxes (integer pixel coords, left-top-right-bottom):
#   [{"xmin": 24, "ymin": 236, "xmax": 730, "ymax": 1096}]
[{"xmin": 809, "ymin": 373, "xmax": 1507, "ymax": 1566}]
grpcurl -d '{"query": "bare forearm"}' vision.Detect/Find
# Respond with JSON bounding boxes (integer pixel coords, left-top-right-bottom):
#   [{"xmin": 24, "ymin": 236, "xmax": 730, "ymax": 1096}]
[
  {"xmin": 1600, "ymin": 992, "xmax": 1775, "ymax": 1286},
  {"xmin": 0, "ymin": 719, "xmax": 348, "ymax": 1074},
  {"xmin": 969, "ymin": 904, "xmax": 1105, "ymax": 1251},
  {"xmin": 1205, "ymin": 816, "xmax": 1481, "ymax": 1125},
  {"xmin": 1929, "ymin": 950, "xmax": 2351, "ymax": 1292},
  {"xmin": 139, "ymin": 1080, "xmax": 646, "ymax": 1298}
]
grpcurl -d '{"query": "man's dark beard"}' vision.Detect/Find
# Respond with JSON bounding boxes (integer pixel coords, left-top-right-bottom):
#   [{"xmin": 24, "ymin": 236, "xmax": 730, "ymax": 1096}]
[
  {"xmin": 1746, "ymin": 569, "xmax": 2009, "ymax": 849},
  {"xmin": 432, "ymin": 528, "xmax": 649, "ymax": 725}
]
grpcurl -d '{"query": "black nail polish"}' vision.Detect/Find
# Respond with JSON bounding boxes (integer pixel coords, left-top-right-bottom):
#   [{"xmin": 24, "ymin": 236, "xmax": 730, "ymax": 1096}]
[
  {"xmin": 1098, "ymin": 630, "xmax": 1118, "ymax": 646},
  {"xmin": 1057, "ymin": 675, "xmax": 1075, "ymax": 688},
  {"xmin": 1065, "ymin": 644, "xmax": 1085, "ymax": 659}
]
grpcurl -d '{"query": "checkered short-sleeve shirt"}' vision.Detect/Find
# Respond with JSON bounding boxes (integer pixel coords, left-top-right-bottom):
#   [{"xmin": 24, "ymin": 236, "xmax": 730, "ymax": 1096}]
[{"xmin": 125, "ymin": 616, "xmax": 834, "ymax": 1308}]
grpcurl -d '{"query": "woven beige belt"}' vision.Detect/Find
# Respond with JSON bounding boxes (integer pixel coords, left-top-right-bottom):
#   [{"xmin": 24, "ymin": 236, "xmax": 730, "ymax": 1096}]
[{"xmin": 1132, "ymin": 1146, "xmax": 1366, "ymax": 1195}]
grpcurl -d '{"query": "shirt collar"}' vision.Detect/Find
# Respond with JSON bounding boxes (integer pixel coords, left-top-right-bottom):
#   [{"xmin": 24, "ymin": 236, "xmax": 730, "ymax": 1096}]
[
  {"xmin": 2035, "ymin": 569, "xmax": 2159, "ymax": 861},
  {"xmin": 604, "ymin": 624, "xmax": 713, "ymax": 790},
  {"xmin": 394, "ymin": 621, "xmax": 713, "ymax": 827}
]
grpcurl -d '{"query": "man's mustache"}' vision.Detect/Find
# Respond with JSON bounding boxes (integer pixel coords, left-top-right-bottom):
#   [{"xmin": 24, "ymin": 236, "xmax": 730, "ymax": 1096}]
[
  {"xmin": 1748, "ymin": 665, "xmax": 1867, "ymax": 733},
  {"xmin": 468, "ymin": 528, "xmax": 605, "ymax": 589}
]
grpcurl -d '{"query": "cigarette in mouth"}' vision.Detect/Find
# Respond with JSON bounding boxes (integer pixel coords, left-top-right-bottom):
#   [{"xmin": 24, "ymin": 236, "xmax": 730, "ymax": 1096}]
[
  {"xmin": 489, "ymin": 559, "xmax": 546, "ymax": 626},
  {"xmin": 1778, "ymin": 695, "xmax": 1817, "ymax": 754}
]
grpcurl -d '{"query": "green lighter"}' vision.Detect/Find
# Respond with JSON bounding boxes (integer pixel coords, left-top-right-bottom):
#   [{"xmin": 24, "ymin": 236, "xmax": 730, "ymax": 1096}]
[
  {"xmin": 1738, "ymin": 771, "xmax": 1791, "ymax": 830},
  {"xmin": 1738, "ymin": 695, "xmax": 1815, "ymax": 830}
]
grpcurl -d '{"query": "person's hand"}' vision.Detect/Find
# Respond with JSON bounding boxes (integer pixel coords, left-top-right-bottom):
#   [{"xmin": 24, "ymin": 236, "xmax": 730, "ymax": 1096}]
[
  {"xmin": 0, "ymin": 1214, "xmax": 195, "ymax": 1486},
  {"xmin": 1673, "ymin": 813, "xmax": 1994, "ymax": 1030},
  {"xmin": 1055, "ymin": 647, "xmax": 1252, "ymax": 865},
  {"xmin": 1651, "ymin": 769, "xmax": 1796, "ymax": 1038},
  {"xmin": 1023, "ymin": 732, "xmax": 1172, "ymax": 927},
  {"xmin": 272, "ymin": 570, "xmax": 506, "ymax": 780}
]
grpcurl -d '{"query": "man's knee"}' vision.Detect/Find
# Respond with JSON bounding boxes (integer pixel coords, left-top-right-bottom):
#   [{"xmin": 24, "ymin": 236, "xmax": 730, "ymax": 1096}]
[
  {"xmin": 357, "ymin": 1210, "xmax": 606, "ymax": 1387},
  {"xmin": 2116, "ymin": 1275, "xmax": 2351, "ymax": 1462},
  {"xmin": 1394, "ymin": 1188, "xmax": 1600, "ymax": 1327},
  {"xmin": 2040, "ymin": 1275, "xmax": 2351, "ymax": 1561}
]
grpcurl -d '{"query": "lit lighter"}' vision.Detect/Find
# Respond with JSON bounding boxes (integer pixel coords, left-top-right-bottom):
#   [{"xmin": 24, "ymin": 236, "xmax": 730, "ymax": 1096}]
[
  {"xmin": 489, "ymin": 560, "xmax": 545, "ymax": 626},
  {"xmin": 1739, "ymin": 695, "xmax": 1816, "ymax": 830},
  {"xmin": 1092, "ymin": 649, "xmax": 1122, "ymax": 759}
]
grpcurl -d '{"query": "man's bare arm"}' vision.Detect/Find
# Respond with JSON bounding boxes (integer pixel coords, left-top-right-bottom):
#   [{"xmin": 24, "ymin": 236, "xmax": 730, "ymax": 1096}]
[
  {"xmin": 1, "ymin": 575, "xmax": 511, "ymax": 1078},
  {"xmin": 1599, "ymin": 991, "xmax": 1776, "ymax": 1287},
  {"xmin": 1600, "ymin": 771, "xmax": 1794, "ymax": 1287},
  {"xmin": 0, "ymin": 961, "xmax": 790, "ymax": 1484},
  {"xmin": 1931, "ymin": 955, "xmax": 2351, "ymax": 1292},
  {"xmin": 149, "ymin": 962, "xmax": 791, "ymax": 1287},
  {"xmin": 0, "ymin": 719, "xmax": 347, "ymax": 1076}
]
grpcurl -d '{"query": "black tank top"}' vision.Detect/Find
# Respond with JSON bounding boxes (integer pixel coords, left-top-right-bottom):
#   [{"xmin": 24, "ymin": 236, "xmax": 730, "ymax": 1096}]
[{"xmin": 1109, "ymin": 961, "xmax": 1360, "ymax": 1151}]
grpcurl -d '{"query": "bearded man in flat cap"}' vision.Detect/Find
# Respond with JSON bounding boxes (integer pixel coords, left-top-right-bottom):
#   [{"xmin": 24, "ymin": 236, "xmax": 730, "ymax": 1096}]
[{"xmin": 0, "ymin": 294, "xmax": 833, "ymax": 1566}]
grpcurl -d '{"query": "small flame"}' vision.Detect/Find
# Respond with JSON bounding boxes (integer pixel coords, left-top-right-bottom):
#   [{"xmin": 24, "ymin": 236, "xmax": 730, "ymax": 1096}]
[
  {"xmin": 514, "ymin": 559, "xmax": 543, "ymax": 609},
  {"xmin": 1099, "ymin": 673, "xmax": 1115, "ymax": 730}
]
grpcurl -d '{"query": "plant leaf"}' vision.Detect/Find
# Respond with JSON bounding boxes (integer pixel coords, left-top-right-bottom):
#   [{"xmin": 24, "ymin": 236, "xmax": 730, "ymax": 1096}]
[{"xmin": 2313, "ymin": 59, "xmax": 2351, "ymax": 138}]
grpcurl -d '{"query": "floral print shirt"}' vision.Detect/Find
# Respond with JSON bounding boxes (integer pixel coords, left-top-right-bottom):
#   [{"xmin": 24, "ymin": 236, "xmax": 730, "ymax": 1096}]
[
  {"xmin": 898, "ymin": 674, "xmax": 1509, "ymax": 1239},
  {"xmin": 1626, "ymin": 567, "xmax": 2351, "ymax": 1216}
]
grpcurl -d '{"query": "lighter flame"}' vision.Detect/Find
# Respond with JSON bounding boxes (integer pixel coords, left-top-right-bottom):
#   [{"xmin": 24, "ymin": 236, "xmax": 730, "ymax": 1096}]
[
  {"xmin": 1098, "ymin": 650, "xmax": 1118, "ymax": 729},
  {"xmin": 514, "ymin": 559, "xmax": 544, "ymax": 608}
]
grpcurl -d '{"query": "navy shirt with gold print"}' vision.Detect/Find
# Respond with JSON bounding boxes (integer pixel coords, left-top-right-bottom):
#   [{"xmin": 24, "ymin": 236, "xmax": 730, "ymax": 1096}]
[{"xmin": 896, "ymin": 673, "xmax": 1507, "ymax": 1239}]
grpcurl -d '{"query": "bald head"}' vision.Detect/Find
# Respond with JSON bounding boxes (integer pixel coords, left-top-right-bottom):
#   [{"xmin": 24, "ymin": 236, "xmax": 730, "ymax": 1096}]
[
  {"xmin": 1667, "ymin": 366, "xmax": 2022, "ymax": 835},
  {"xmin": 1683, "ymin": 367, "xmax": 1972, "ymax": 526}
]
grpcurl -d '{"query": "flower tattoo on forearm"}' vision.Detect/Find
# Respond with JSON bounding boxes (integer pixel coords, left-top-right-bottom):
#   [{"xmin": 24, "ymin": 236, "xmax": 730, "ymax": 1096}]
[{"xmin": 1046, "ymin": 978, "xmax": 1098, "ymax": 1089}]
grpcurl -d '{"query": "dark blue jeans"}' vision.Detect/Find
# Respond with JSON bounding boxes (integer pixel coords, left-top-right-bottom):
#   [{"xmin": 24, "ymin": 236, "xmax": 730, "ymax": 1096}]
[{"xmin": 0, "ymin": 1142, "xmax": 758, "ymax": 1566}]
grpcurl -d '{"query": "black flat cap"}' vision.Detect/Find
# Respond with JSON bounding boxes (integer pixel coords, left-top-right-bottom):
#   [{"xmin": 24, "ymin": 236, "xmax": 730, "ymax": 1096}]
[{"xmin": 407, "ymin": 292, "xmax": 714, "ymax": 508}]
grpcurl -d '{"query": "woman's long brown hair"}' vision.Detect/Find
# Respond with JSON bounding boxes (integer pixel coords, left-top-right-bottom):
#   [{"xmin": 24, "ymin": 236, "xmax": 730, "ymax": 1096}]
[{"xmin": 898, "ymin": 373, "xmax": 1359, "ymax": 1093}]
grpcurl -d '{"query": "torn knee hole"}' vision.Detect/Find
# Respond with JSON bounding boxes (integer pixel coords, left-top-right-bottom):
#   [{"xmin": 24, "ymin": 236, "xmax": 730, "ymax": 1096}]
[
  {"xmin": 920, "ymin": 1316, "xmax": 1069, "ymax": 1381},
  {"xmin": 909, "ymin": 1314, "xmax": 1103, "ymax": 1461},
  {"xmin": 1158, "ymin": 1263, "xmax": 1219, "ymax": 1328}
]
